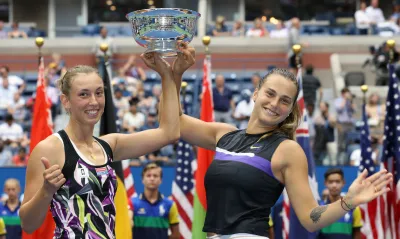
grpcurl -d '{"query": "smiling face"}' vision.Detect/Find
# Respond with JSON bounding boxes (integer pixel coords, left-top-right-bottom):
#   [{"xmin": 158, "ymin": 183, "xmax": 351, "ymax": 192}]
[
  {"xmin": 252, "ymin": 73, "xmax": 298, "ymax": 128},
  {"xmin": 61, "ymin": 72, "xmax": 105, "ymax": 126}
]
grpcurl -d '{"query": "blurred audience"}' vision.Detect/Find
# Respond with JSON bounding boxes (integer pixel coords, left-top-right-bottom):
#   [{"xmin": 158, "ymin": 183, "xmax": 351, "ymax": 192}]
[
  {"xmin": 93, "ymin": 26, "xmax": 116, "ymax": 78},
  {"xmin": 246, "ymin": 18, "xmax": 268, "ymax": 37},
  {"xmin": 8, "ymin": 22, "xmax": 27, "ymax": 39},
  {"xmin": 0, "ymin": 21, "xmax": 7, "ymax": 39},
  {"xmin": 211, "ymin": 16, "xmax": 230, "ymax": 37},
  {"xmin": 120, "ymin": 55, "xmax": 146, "ymax": 81}
]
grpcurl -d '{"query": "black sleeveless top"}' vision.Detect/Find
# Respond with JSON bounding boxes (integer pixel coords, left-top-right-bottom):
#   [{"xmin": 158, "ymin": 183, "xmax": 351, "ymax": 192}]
[
  {"xmin": 203, "ymin": 130, "xmax": 287, "ymax": 237},
  {"xmin": 50, "ymin": 130, "xmax": 117, "ymax": 239}
]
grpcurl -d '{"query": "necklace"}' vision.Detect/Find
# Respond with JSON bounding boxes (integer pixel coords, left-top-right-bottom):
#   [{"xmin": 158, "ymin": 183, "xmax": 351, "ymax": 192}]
[{"xmin": 68, "ymin": 129, "xmax": 97, "ymax": 161}]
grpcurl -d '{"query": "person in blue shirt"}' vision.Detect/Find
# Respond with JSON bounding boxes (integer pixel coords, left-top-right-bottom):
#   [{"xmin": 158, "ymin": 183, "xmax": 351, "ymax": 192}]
[
  {"xmin": 131, "ymin": 163, "xmax": 180, "ymax": 239},
  {"xmin": 0, "ymin": 178, "xmax": 22, "ymax": 239}
]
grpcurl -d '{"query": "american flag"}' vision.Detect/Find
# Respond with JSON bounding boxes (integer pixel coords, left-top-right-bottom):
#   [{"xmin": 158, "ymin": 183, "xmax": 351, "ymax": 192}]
[
  {"xmin": 122, "ymin": 160, "xmax": 136, "ymax": 198},
  {"xmin": 172, "ymin": 100, "xmax": 195, "ymax": 239},
  {"xmin": 358, "ymin": 98, "xmax": 380, "ymax": 239},
  {"xmin": 377, "ymin": 64, "xmax": 399, "ymax": 239},
  {"xmin": 282, "ymin": 68, "xmax": 319, "ymax": 239}
]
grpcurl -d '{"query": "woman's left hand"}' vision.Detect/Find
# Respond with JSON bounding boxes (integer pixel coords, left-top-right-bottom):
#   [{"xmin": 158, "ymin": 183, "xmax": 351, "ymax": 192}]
[
  {"xmin": 346, "ymin": 169, "xmax": 393, "ymax": 207},
  {"xmin": 172, "ymin": 42, "xmax": 196, "ymax": 76}
]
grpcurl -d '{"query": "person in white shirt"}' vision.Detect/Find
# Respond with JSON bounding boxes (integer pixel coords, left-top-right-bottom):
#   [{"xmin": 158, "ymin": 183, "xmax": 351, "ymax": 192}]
[
  {"xmin": 0, "ymin": 78, "xmax": 18, "ymax": 118},
  {"xmin": 122, "ymin": 101, "xmax": 146, "ymax": 133},
  {"xmin": 246, "ymin": 18, "xmax": 268, "ymax": 37},
  {"xmin": 233, "ymin": 89, "xmax": 255, "ymax": 129},
  {"xmin": 0, "ymin": 66, "xmax": 25, "ymax": 94},
  {"xmin": 269, "ymin": 20, "xmax": 289, "ymax": 39},
  {"xmin": 0, "ymin": 114, "xmax": 24, "ymax": 153},
  {"xmin": 366, "ymin": 0, "xmax": 385, "ymax": 34},
  {"xmin": 355, "ymin": 2, "xmax": 371, "ymax": 35}
]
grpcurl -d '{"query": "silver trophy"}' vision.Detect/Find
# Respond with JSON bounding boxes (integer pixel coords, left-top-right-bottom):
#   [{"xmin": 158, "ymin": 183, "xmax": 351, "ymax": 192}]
[{"xmin": 126, "ymin": 8, "xmax": 200, "ymax": 57}]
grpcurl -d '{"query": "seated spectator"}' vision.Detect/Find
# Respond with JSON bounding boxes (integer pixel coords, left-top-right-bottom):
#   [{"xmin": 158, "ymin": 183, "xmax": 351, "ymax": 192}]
[
  {"xmin": 390, "ymin": 3, "xmax": 400, "ymax": 22},
  {"xmin": 355, "ymin": 1, "xmax": 371, "ymax": 35},
  {"xmin": 7, "ymin": 21, "xmax": 27, "ymax": 39},
  {"xmin": 0, "ymin": 114, "xmax": 24, "ymax": 152},
  {"xmin": 269, "ymin": 20, "xmax": 288, "ymax": 38},
  {"xmin": 113, "ymin": 88, "xmax": 130, "ymax": 119},
  {"xmin": 0, "ymin": 65, "xmax": 24, "ymax": 94},
  {"xmin": 7, "ymin": 92, "xmax": 26, "ymax": 124},
  {"xmin": 112, "ymin": 68, "xmax": 140, "ymax": 95},
  {"xmin": 0, "ymin": 140, "xmax": 13, "ymax": 167},
  {"xmin": 350, "ymin": 137, "xmax": 380, "ymax": 166},
  {"xmin": 233, "ymin": 89, "xmax": 254, "ymax": 129},
  {"xmin": 246, "ymin": 18, "xmax": 268, "ymax": 37},
  {"xmin": 122, "ymin": 100, "xmax": 146, "ymax": 133},
  {"xmin": 12, "ymin": 147, "xmax": 28, "ymax": 167},
  {"xmin": 140, "ymin": 109, "xmax": 159, "ymax": 131},
  {"xmin": 138, "ymin": 84, "xmax": 161, "ymax": 114},
  {"xmin": 211, "ymin": 15, "xmax": 230, "ymax": 37},
  {"xmin": 0, "ymin": 21, "xmax": 7, "ymax": 39},
  {"xmin": 0, "ymin": 178, "xmax": 22, "ymax": 239},
  {"xmin": 231, "ymin": 20, "xmax": 245, "ymax": 36},
  {"xmin": 120, "ymin": 54, "xmax": 146, "ymax": 81}
]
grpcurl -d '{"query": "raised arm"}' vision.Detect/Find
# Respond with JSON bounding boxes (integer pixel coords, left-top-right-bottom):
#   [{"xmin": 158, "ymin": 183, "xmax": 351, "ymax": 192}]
[
  {"xmin": 19, "ymin": 137, "xmax": 66, "ymax": 233},
  {"xmin": 101, "ymin": 52, "xmax": 180, "ymax": 161},
  {"xmin": 171, "ymin": 43, "xmax": 237, "ymax": 150},
  {"xmin": 279, "ymin": 140, "xmax": 392, "ymax": 232}
]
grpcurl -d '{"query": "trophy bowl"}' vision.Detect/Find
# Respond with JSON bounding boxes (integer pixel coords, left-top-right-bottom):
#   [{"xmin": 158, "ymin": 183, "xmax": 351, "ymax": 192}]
[{"xmin": 126, "ymin": 8, "xmax": 201, "ymax": 57}]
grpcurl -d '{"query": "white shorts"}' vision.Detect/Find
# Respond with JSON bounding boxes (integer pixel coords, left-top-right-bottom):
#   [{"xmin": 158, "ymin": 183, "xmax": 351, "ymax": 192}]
[{"xmin": 206, "ymin": 233, "xmax": 269, "ymax": 239}]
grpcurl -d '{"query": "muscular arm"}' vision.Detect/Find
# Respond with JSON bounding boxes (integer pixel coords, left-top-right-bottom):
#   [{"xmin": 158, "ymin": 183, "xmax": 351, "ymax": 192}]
[
  {"xmin": 279, "ymin": 140, "xmax": 352, "ymax": 232},
  {"xmin": 172, "ymin": 72, "xmax": 237, "ymax": 150},
  {"xmin": 19, "ymin": 136, "xmax": 64, "ymax": 234}
]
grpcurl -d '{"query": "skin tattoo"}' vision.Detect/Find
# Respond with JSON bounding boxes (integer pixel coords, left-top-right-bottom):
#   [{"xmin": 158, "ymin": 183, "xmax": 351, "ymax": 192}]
[{"xmin": 310, "ymin": 205, "xmax": 328, "ymax": 223}]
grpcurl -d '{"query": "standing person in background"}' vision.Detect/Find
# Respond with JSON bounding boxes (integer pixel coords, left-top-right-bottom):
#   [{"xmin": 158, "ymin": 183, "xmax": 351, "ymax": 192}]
[
  {"xmin": 212, "ymin": 74, "xmax": 235, "ymax": 124},
  {"xmin": 318, "ymin": 168, "xmax": 362, "ymax": 239},
  {"xmin": 0, "ymin": 179, "xmax": 22, "ymax": 239},
  {"xmin": 93, "ymin": 26, "xmax": 116, "ymax": 79},
  {"xmin": 131, "ymin": 163, "xmax": 180, "ymax": 239}
]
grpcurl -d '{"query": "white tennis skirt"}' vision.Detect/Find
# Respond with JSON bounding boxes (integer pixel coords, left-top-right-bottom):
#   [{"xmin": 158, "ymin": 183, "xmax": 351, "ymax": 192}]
[{"xmin": 206, "ymin": 233, "xmax": 269, "ymax": 239}]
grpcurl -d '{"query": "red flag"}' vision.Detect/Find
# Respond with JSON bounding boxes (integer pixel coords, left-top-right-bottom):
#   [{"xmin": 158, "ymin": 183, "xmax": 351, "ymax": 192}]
[
  {"xmin": 192, "ymin": 55, "xmax": 215, "ymax": 238},
  {"xmin": 195, "ymin": 55, "xmax": 214, "ymax": 210},
  {"xmin": 23, "ymin": 57, "xmax": 55, "ymax": 239}
]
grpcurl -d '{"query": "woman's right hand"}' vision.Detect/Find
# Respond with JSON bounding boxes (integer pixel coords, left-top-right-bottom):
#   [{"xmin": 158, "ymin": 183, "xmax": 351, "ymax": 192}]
[
  {"xmin": 140, "ymin": 52, "xmax": 172, "ymax": 77},
  {"xmin": 41, "ymin": 157, "xmax": 66, "ymax": 196}
]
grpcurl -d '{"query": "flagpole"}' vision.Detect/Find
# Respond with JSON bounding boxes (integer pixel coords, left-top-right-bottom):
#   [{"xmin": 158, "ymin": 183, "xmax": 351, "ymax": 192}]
[
  {"xmin": 361, "ymin": 85, "xmax": 368, "ymax": 105},
  {"xmin": 387, "ymin": 39, "xmax": 395, "ymax": 64},
  {"xmin": 35, "ymin": 37, "xmax": 44, "ymax": 64},
  {"xmin": 292, "ymin": 44, "xmax": 302, "ymax": 70}
]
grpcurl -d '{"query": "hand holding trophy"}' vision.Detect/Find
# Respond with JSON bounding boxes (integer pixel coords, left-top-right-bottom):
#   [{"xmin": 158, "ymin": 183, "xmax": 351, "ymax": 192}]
[{"xmin": 126, "ymin": 8, "xmax": 200, "ymax": 58}]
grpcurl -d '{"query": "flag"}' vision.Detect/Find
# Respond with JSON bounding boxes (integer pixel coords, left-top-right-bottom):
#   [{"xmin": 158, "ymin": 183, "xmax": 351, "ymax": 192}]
[
  {"xmin": 22, "ymin": 57, "xmax": 54, "ymax": 239},
  {"xmin": 192, "ymin": 54, "xmax": 214, "ymax": 239},
  {"xmin": 378, "ymin": 64, "xmax": 400, "ymax": 239},
  {"xmin": 172, "ymin": 99, "xmax": 195, "ymax": 239},
  {"xmin": 282, "ymin": 68, "xmax": 319, "ymax": 239},
  {"xmin": 99, "ymin": 60, "xmax": 132, "ymax": 239},
  {"xmin": 358, "ymin": 97, "xmax": 382, "ymax": 239}
]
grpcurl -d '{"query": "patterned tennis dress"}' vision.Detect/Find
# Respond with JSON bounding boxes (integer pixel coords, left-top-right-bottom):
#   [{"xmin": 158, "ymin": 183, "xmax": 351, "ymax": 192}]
[{"xmin": 50, "ymin": 130, "xmax": 117, "ymax": 239}]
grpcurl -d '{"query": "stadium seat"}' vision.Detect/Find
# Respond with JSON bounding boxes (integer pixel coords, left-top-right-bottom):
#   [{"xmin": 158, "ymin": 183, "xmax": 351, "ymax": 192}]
[{"xmin": 344, "ymin": 71, "xmax": 365, "ymax": 86}]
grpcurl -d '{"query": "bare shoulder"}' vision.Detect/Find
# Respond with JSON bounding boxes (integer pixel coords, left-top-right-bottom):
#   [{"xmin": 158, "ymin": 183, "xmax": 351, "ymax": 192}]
[
  {"xmin": 275, "ymin": 140, "xmax": 307, "ymax": 167},
  {"xmin": 30, "ymin": 134, "xmax": 65, "ymax": 166}
]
